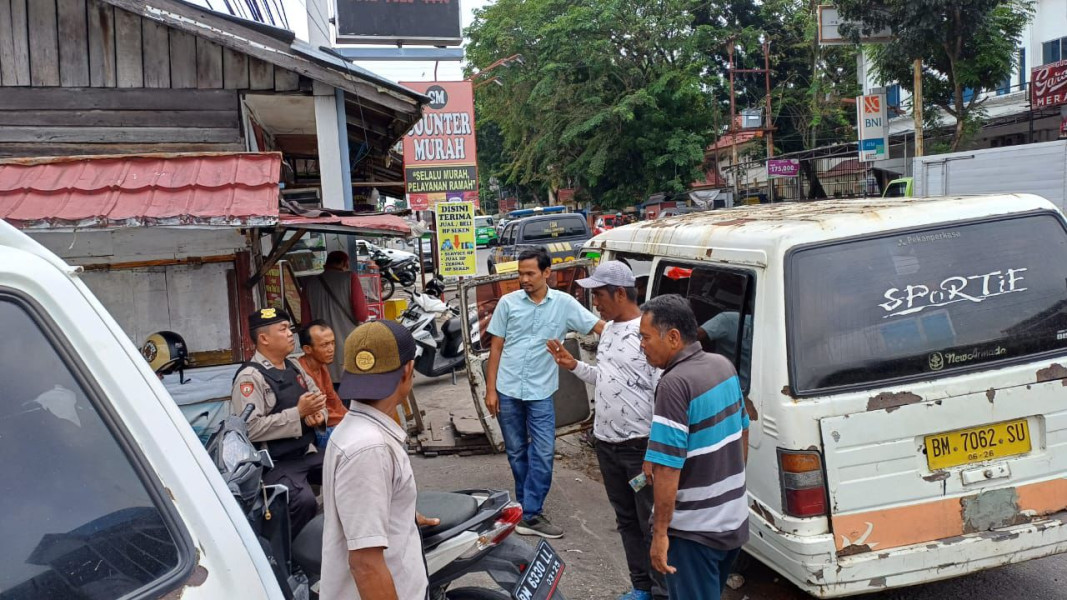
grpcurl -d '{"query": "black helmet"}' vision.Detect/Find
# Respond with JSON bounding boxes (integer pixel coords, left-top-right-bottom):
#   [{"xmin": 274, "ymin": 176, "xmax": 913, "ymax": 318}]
[
  {"xmin": 425, "ymin": 273, "xmax": 446, "ymax": 298},
  {"xmin": 141, "ymin": 331, "xmax": 190, "ymax": 383}
]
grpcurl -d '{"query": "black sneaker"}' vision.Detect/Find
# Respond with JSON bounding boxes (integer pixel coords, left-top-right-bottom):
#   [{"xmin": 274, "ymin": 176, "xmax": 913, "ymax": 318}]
[{"xmin": 515, "ymin": 515, "xmax": 564, "ymax": 539}]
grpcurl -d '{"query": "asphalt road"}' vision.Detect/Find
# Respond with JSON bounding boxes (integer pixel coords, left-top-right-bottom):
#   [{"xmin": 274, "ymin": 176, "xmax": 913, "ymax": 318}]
[{"xmin": 411, "ymin": 362, "xmax": 1067, "ymax": 600}]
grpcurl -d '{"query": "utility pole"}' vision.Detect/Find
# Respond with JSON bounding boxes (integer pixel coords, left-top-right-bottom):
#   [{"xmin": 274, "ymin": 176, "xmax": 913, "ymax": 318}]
[
  {"xmin": 764, "ymin": 40, "xmax": 774, "ymax": 202},
  {"xmin": 728, "ymin": 44, "xmax": 739, "ymax": 203},
  {"xmin": 727, "ymin": 40, "xmax": 775, "ymax": 204},
  {"xmin": 913, "ymin": 59, "xmax": 924, "ymax": 157}
]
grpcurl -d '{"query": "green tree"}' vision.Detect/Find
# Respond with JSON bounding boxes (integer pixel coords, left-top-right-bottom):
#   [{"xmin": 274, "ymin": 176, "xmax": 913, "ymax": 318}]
[
  {"xmin": 835, "ymin": 0, "xmax": 1033, "ymax": 151},
  {"xmin": 466, "ymin": 0, "xmax": 719, "ymax": 209}
]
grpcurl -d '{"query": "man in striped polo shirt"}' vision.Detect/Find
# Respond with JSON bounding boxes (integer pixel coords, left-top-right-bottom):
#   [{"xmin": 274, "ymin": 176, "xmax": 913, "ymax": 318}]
[{"xmin": 638, "ymin": 294, "xmax": 749, "ymax": 599}]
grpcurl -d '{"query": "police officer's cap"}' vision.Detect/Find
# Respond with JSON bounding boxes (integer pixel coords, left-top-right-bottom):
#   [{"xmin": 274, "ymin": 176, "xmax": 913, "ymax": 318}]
[{"xmin": 248, "ymin": 307, "xmax": 290, "ymax": 331}]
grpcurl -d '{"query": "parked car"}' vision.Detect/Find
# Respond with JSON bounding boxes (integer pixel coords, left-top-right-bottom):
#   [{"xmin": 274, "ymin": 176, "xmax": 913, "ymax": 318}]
[
  {"xmin": 593, "ymin": 213, "xmax": 623, "ymax": 235},
  {"xmin": 475, "ymin": 216, "xmax": 498, "ymax": 247},
  {"xmin": 562, "ymin": 194, "xmax": 1067, "ymax": 597},
  {"xmin": 488, "ymin": 213, "xmax": 591, "ymax": 273},
  {"xmin": 0, "ymin": 219, "xmax": 283, "ymax": 598},
  {"xmin": 883, "ymin": 177, "xmax": 913, "ymax": 198}
]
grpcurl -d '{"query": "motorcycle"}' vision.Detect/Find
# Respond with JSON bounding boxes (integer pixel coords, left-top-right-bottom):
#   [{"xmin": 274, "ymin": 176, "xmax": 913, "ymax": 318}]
[
  {"xmin": 208, "ymin": 406, "xmax": 565, "ymax": 600},
  {"xmin": 371, "ymin": 248, "xmax": 419, "ymax": 301},
  {"xmin": 401, "ymin": 289, "xmax": 481, "ymax": 382}
]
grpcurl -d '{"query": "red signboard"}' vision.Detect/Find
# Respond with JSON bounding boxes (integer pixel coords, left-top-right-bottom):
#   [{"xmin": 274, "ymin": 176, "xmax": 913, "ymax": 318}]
[
  {"xmin": 1032, "ymin": 60, "xmax": 1067, "ymax": 109},
  {"xmin": 401, "ymin": 81, "xmax": 479, "ymax": 211},
  {"xmin": 500, "ymin": 197, "xmax": 518, "ymax": 213}
]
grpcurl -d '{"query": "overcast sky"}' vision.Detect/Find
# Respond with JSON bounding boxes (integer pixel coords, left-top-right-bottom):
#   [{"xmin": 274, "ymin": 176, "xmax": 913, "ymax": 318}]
[{"xmin": 187, "ymin": 0, "xmax": 493, "ymax": 83}]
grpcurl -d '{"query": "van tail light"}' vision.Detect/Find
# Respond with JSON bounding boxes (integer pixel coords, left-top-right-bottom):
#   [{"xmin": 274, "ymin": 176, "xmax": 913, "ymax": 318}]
[
  {"xmin": 778, "ymin": 449, "xmax": 828, "ymax": 518},
  {"xmin": 459, "ymin": 502, "xmax": 524, "ymax": 560}
]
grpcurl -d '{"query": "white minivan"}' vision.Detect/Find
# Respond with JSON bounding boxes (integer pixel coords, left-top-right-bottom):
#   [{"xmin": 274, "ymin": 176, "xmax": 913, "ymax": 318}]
[
  {"xmin": 0, "ymin": 220, "xmax": 282, "ymax": 598},
  {"xmin": 461, "ymin": 194, "xmax": 1067, "ymax": 597}
]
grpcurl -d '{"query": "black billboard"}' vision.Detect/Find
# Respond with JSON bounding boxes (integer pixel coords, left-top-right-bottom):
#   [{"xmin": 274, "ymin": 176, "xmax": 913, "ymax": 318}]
[{"xmin": 335, "ymin": 0, "xmax": 463, "ymax": 46}]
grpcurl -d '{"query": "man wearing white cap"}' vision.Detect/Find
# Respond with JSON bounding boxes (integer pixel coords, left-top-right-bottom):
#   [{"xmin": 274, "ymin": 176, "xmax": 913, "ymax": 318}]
[{"xmin": 547, "ymin": 261, "xmax": 666, "ymax": 600}]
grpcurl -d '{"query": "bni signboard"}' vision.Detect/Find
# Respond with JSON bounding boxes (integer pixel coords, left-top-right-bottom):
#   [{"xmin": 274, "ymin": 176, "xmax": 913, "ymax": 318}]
[
  {"xmin": 856, "ymin": 93, "xmax": 888, "ymax": 162},
  {"xmin": 335, "ymin": 0, "xmax": 462, "ymax": 46},
  {"xmin": 401, "ymin": 81, "xmax": 480, "ymax": 211}
]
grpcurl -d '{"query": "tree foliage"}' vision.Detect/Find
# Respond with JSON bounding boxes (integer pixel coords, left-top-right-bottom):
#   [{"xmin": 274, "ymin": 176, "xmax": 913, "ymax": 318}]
[
  {"xmin": 466, "ymin": 0, "xmax": 719, "ymax": 208},
  {"xmin": 835, "ymin": 0, "xmax": 1033, "ymax": 151},
  {"xmin": 466, "ymin": 0, "xmax": 865, "ymax": 207}
]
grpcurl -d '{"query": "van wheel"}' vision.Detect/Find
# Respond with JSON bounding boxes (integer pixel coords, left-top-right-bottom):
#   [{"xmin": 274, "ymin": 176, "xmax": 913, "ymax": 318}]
[{"xmin": 445, "ymin": 588, "xmax": 509, "ymax": 600}]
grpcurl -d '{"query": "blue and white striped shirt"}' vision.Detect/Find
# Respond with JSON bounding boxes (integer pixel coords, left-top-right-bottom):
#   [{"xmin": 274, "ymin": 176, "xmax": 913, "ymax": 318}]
[{"xmin": 646, "ymin": 342, "xmax": 750, "ymax": 550}]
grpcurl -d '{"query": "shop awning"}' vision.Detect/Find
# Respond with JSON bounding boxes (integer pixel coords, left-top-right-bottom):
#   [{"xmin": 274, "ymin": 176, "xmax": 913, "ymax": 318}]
[
  {"xmin": 0, "ymin": 153, "xmax": 419, "ymax": 239},
  {"xmin": 0, "ymin": 153, "xmax": 283, "ymax": 230},
  {"xmin": 278, "ymin": 213, "xmax": 415, "ymax": 237}
]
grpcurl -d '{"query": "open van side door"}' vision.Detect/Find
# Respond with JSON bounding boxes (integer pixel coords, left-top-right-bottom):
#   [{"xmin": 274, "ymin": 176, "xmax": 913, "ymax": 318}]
[{"xmin": 459, "ymin": 260, "xmax": 599, "ymax": 451}]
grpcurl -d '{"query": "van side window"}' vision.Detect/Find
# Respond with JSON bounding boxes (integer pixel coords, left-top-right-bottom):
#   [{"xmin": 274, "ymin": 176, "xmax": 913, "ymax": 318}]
[
  {"xmin": 0, "ymin": 297, "xmax": 189, "ymax": 599},
  {"xmin": 613, "ymin": 253, "xmax": 655, "ymax": 307},
  {"xmin": 653, "ymin": 263, "xmax": 755, "ymax": 391}
]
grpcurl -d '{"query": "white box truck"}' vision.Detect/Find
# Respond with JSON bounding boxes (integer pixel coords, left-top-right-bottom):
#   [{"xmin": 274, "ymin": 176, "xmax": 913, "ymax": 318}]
[{"xmin": 906, "ymin": 139, "xmax": 1067, "ymax": 210}]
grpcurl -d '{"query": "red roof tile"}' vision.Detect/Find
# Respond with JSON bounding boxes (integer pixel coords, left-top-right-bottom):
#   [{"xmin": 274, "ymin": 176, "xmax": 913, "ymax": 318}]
[{"xmin": 0, "ymin": 153, "xmax": 282, "ymax": 229}]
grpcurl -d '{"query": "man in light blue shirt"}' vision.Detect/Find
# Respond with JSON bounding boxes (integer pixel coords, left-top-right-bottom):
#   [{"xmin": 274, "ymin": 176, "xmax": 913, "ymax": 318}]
[{"xmin": 485, "ymin": 248, "xmax": 603, "ymax": 538}]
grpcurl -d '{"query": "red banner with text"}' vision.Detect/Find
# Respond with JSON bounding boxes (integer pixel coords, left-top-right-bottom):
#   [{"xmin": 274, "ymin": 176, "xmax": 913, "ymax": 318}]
[{"xmin": 401, "ymin": 81, "xmax": 480, "ymax": 211}]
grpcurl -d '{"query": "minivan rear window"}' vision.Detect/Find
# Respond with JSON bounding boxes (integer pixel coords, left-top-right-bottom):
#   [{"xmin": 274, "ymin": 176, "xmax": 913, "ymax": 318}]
[
  {"xmin": 522, "ymin": 216, "xmax": 587, "ymax": 241},
  {"xmin": 788, "ymin": 213, "xmax": 1067, "ymax": 393}
]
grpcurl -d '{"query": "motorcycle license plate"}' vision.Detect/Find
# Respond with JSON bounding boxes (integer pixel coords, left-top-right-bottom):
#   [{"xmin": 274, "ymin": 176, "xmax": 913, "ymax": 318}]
[{"xmin": 512, "ymin": 539, "xmax": 565, "ymax": 600}]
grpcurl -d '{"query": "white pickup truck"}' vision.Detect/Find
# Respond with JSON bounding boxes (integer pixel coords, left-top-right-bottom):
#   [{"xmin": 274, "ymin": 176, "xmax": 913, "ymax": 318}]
[{"xmin": 0, "ymin": 220, "xmax": 283, "ymax": 597}]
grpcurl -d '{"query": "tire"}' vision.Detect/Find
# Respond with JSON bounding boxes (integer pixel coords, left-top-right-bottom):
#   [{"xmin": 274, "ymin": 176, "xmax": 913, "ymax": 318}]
[
  {"xmin": 381, "ymin": 278, "xmax": 395, "ymax": 301},
  {"xmin": 445, "ymin": 588, "xmax": 510, "ymax": 600}
]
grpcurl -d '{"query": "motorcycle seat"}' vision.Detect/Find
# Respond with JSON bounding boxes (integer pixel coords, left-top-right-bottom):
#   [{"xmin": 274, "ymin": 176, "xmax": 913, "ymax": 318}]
[
  {"xmin": 416, "ymin": 491, "xmax": 480, "ymax": 537},
  {"xmin": 292, "ymin": 513, "xmax": 324, "ymax": 576}
]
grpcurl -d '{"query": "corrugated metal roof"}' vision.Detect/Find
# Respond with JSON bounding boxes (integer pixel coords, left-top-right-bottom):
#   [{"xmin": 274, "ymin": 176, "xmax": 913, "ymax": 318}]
[{"xmin": 0, "ymin": 153, "xmax": 282, "ymax": 229}]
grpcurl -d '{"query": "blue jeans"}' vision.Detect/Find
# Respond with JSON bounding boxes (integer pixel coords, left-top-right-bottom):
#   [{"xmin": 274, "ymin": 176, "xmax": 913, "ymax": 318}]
[
  {"xmin": 665, "ymin": 536, "xmax": 741, "ymax": 600},
  {"xmin": 497, "ymin": 393, "xmax": 555, "ymax": 520},
  {"xmin": 315, "ymin": 426, "xmax": 335, "ymax": 450}
]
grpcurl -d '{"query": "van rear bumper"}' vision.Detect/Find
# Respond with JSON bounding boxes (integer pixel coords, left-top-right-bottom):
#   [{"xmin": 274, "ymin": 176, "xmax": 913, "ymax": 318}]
[{"xmin": 747, "ymin": 510, "xmax": 1067, "ymax": 598}]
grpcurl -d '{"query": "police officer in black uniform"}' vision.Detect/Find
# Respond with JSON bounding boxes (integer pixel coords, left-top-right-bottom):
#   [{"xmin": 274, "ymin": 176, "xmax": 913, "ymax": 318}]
[{"xmin": 231, "ymin": 307, "xmax": 328, "ymax": 537}]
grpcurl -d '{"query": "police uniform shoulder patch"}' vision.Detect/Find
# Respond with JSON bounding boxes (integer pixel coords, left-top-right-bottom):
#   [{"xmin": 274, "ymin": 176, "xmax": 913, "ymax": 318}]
[
  {"xmin": 296, "ymin": 373, "xmax": 307, "ymax": 390},
  {"xmin": 240, "ymin": 382, "xmax": 254, "ymax": 397}
]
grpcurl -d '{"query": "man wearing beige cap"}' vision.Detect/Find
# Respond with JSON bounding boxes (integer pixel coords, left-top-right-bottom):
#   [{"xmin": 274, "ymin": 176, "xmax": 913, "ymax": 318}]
[{"xmin": 321, "ymin": 320, "xmax": 437, "ymax": 600}]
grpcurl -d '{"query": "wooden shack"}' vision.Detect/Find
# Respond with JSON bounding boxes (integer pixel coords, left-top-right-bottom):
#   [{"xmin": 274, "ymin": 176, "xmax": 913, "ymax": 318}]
[{"xmin": 0, "ymin": 0, "xmax": 425, "ymax": 200}]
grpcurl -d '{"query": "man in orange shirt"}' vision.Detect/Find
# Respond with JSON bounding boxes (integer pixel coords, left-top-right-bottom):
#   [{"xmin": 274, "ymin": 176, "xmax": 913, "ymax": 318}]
[{"xmin": 298, "ymin": 320, "xmax": 347, "ymax": 448}]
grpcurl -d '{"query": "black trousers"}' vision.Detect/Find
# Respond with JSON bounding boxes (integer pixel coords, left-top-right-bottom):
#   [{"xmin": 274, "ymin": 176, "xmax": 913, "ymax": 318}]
[
  {"xmin": 263, "ymin": 449, "xmax": 324, "ymax": 538},
  {"xmin": 596, "ymin": 437, "xmax": 668, "ymax": 599}
]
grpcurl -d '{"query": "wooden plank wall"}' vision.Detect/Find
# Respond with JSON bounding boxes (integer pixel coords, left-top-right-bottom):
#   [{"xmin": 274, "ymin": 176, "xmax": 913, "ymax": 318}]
[
  {"xmin": 0, "ymin": 87, "xmax": 243, "ymax": 154},
  {"xmin": 0, "ymin": 0, "xmax": 308, "ymax": 156},
  {"xmin": 0, "ymin": 0, "xmax": 302, "ymax": 92}
]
